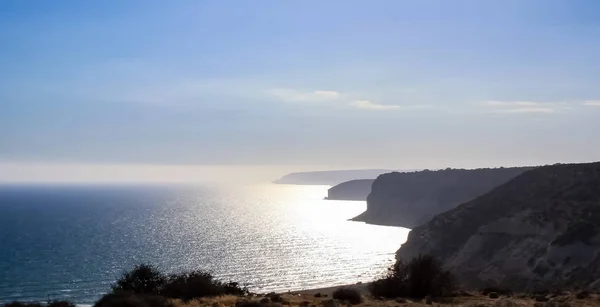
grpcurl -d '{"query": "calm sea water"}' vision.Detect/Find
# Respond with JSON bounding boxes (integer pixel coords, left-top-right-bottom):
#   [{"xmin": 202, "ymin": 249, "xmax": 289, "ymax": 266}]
[{"xmin": 0, "ymin": 183, "xmax": 409, "ymax": 304}]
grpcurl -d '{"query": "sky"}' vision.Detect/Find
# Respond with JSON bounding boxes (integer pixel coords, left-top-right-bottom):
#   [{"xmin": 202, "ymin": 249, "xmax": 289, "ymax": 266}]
[{"xmin": 1, "ymin": 0, "xmax": 600, "ymax": 182}]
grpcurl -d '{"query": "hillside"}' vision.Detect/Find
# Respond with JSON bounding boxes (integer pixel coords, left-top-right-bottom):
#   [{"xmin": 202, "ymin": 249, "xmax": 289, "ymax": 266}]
[
  {"xmin": 351, "ymin": 167, "xmax": 534, "ymax": 228},
  {"xmin": 273, "ymin": 169, "xmax": 391, "ymax": 185},
  {"xmin": 396, "ymin": 162, "xmax": 600, "ymax": 291},
  {"xmin": 326, "ymin": 179, "xmax": 374, "ymax": 201}
]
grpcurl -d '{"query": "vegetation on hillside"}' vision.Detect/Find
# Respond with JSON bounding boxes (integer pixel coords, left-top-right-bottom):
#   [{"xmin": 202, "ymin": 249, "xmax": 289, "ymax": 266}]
[
  {"xmin": 110, "ymin": 264, "xmax": 248, "ymax": 300},
  {"xmin": 370, "ymin": 255, "xmax": 456, "ymax": 299}
]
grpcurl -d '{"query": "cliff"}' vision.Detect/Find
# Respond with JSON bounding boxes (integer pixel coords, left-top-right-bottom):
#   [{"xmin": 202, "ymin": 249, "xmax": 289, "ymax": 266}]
[
  {"xmin": 273, "ymin": 169, "xmax": 390, "ymax": 186},
  {"xmin": 396, "ymin": 162, "xmax": 600, "ymax": 291},
  {"xmin": 326, "ymin": 179, "xmax": 374, "ymax": 201},
  {"xmin": 352, "ymin": 167, "xmax": 533, "ymax": 228}
]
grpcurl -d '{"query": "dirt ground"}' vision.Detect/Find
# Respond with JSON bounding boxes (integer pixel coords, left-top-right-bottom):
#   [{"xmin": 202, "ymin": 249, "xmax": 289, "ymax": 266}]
[{"xmin": 172, "ymin": 286, "xmax": 600, "ymax": 307}]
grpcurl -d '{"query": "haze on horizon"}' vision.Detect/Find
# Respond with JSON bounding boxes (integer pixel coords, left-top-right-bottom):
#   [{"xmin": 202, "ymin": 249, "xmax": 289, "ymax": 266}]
[{"xmin": 1, "ymin": 0, "xmax": 599, "ymax": 183}]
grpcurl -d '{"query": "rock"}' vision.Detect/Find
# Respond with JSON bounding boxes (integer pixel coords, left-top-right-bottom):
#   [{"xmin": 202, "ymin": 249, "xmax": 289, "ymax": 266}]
[
  {"xmin": 489, "ymin": 292, "xmax": 500, "ymax": 299},
  {"xmin": 299, "ymin": 301, "xmax": 311, "ymax": 307},
  {"xmin": 396, "ymin": 298, "xmax": 407, "ymax": 304},
  {"xmin": 534, "ymin": 303, "xmax": 545, "ymax": 307},
  {"xmin": 321, "ymin": 299, "xmax": 340, "ymax": 307}
]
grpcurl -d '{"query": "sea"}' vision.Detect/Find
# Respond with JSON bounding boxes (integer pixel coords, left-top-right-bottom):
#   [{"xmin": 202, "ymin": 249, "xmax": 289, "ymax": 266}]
[{"xmin": 0, "ymin": 183, "xmax": 410, "ymax": 304}]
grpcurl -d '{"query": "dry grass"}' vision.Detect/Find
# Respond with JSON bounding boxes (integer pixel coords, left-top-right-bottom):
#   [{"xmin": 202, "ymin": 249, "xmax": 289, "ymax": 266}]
[{"xmin": 169, "ymin": 290, "xmax": 600, "ymax": 307}]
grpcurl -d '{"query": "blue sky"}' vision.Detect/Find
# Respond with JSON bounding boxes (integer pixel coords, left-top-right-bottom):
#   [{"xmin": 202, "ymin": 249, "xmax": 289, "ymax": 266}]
[{"xmin": 1, "ymin": 0, "xmax": 600, "ymax": 181}]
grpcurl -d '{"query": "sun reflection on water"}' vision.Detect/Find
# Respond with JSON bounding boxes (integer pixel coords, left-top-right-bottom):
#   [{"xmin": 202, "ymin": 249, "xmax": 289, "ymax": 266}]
[
  {"xmin": 0, "ymin": 183, "xmax": 411, "ymax": 303},
  {"xmin": 206, "ymin": 183, "xmax": 411, "ymax": 292}
]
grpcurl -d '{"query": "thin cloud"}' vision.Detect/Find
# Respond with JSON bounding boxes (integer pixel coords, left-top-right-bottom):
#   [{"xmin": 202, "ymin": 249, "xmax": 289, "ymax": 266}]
[
  {"xmin": 484, "ymin": 101, "xmax": 544, "ymax": 107},
  {"xmin": 480, "ymin": 100, "xmax": 565, "ymax": 114},
  {"xmin": 269, "ymin": 88, "xmax": 434, "ymax": 112},
  {"xmin": 353, "ymin": 100, "xmax": 401, "ymax": 110},
  {"xmin": 268, "ymin": 88, "xmax": 341, "ymax": 102},
  {"xmin": 583, "ymin": 100, "xmax": 600, "ymax": 107},
  {"xmin": 495, "ymin": 107, "xmax": 557, "ymax": 114}
]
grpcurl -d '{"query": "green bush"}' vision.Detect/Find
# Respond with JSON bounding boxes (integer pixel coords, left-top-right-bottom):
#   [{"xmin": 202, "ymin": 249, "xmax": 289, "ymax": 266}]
[
  {"xmin": 332, "ymin": 287, "xmax": 363, "ymax": 304},
  {"xmin": 161, "ymin": 271, "xmax": 222, "ymax": 300},
  {"xmin": 111, "ymin": 264, "xmax": 248, "ymax": 300},
  {"xmin": 369, "ymin": 254, "xmax": 456, "ymax": 299},
  {"xmin": 112, "ymin": 264, "xmax": 167, "ymax": 295}
]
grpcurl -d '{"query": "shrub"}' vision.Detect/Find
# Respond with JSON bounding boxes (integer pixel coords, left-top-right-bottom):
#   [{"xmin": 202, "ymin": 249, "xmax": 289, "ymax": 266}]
[
  {"xmin": 162, "ymin": 271, "xmax": 222, "ymax": 300},
  {"xmin": 332, "ymin": 287, "xmax": 363, "ymax": 304},
  {"xmin": 576, "ymin": 290, "xmax": 590, "ymax": 299},
  {"xmin": 235, "ymin": 301, "xmax": 262, "ymax": 307},
  {"xmin": 369, "ymin": 254, "xmax": 456, "ymax": 299},
  {"xmin": 94, "ymin": 293, "xmax": 173, "ymax": 307},
  {"xmin": 481, "ymin": 287, "xmax": 512, "ymax": 296},
  {"xmin": 224, "ymin": 281, "xmax": 250, "ymax": 296},
  {"xmin": 112, "ymin": 264, "xmax": 167, "ymax": 295},
  {"xmin": 111, "ymin": 264, "xmax": 248, "ymax": 300},
  {"xmin": 161, "ymin": 271, "xmax": 249, "ymax": 300}
]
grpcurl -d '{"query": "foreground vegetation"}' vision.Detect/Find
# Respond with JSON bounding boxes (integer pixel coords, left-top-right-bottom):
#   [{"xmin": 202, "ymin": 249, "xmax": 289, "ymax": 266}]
[
  {"xmin": 6, "ymin": 290, "xmax": 599, "ymax": 307},
  {"xmin": 3, "ymin": 256, "xmax": 598, "ymax": 307}
]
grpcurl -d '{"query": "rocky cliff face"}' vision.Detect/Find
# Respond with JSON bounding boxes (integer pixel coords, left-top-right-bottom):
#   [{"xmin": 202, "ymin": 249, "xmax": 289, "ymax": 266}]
[
  {"xmin": 326, "ymin": 179, "xmax": 374, "ymax": 201},
  {"xmin": 351, "ymin": 167, "xmax": 533, "ymax": 228},
  {"xmin": 396, "ymin": 162, "xmax": 600, "ymax": 291}
]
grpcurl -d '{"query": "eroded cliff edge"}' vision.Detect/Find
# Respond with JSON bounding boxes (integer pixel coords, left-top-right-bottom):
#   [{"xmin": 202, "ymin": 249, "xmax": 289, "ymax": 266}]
[
  {"xmin": 351, "ymin": 167, "xmax": 533, "ymax": 228},
  {"xmin": 396, "ymin": 162, "xmax": 600, "ymax": 291}
]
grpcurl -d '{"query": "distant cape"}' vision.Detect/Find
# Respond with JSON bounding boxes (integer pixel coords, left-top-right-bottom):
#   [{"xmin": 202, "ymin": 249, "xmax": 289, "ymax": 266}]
[
  {"xmin": 326, "ymin": 179, "xmax": 374, "ymax": 201},
  {"xmin": 273, "ymin": 169, "xmax": 393, "ymax": 186}
]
